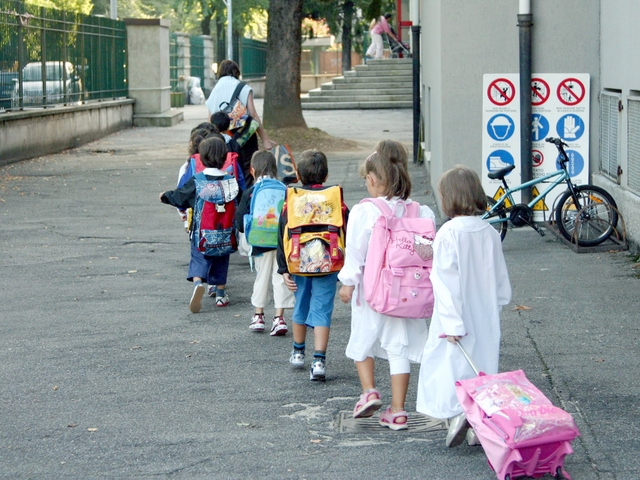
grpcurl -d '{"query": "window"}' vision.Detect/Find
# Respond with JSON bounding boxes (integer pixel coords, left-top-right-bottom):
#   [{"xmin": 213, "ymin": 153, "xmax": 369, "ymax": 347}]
[
  {"xmin": 600, "ymin": 92, "xmax": 619, "ymax": 179},
  {"xmin": 628, "ymin": 98, "xmax": 640, "ymax": 195}
]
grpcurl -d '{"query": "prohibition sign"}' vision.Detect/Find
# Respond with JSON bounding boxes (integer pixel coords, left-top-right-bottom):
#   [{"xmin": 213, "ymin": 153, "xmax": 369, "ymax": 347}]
[
  {"xmin": 532, "ymin": 150, "xmax": 544, "ymax": 168},
  {"xmin": 557, "ymin": 77, "xmax": 586, "ymax": 106},
  {"xmin": 531, "ymin": 78, "xmax": 550, "ymax": 106},
  {"xmin": 488, "ymin": 78, "xmax": 516, "ymax": 106}
]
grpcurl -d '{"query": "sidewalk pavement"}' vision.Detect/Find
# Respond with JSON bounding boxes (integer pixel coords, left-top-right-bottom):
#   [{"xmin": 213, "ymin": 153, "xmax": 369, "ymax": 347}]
[{"xmin": 0, "ymin": 102, "xmax": 637, "ymax": 479}]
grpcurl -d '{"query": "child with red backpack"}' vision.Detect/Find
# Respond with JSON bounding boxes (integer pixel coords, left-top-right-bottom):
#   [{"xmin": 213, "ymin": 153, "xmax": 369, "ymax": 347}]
[
  {"xmin": 160, "ymin": 135, "xmax": 239, "ymax": 312},
  {"xmin": 277, "ymin": 149, "xmax": 349, "ymax": 381},
  {"xmin": 338, "ymin": 141, "xmax": 436, "ymax": 430},
  {"xmin": 234, "ymin": 150, "xmax": 294, "ymax": 335}
]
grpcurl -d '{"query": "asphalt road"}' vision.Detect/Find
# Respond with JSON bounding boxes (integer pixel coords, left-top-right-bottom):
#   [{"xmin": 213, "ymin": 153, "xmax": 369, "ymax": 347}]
[{"xmin": 0, "ymin": 102, "xmax": 637, "ymax": 479}]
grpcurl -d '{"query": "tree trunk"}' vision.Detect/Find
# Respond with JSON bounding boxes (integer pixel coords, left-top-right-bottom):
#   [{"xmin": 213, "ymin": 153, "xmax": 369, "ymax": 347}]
[
  {"xmin": 263, "ymin": 0, "xmax": 307, "ymax": 129},
  {"xmin": 200, "ymin": 13, "xmax": 212, "ymax": 36},
  {"xmin": 341, "ymin": 1, "xmax": 354, "ymax": 73}
]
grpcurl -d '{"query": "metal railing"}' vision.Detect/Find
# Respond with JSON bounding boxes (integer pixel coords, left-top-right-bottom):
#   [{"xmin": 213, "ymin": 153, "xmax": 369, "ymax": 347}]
[{"xmin": 0, "ymin": 0, "xmax": 127, "ymax": 111}]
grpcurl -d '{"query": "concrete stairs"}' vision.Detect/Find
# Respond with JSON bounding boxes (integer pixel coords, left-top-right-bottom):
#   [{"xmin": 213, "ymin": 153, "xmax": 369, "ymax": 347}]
[{"xmin": 301, "ymin": 58, "xmax": 412, "ymax": 110}]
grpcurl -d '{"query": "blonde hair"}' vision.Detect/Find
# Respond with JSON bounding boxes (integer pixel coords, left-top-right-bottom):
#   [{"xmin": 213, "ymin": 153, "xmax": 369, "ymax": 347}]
[
  {"xmin": 438, "ymin": 165, "xmax": 487, "ymax": 218},
  {"xmin": 358, "ymin": 140, "xmax": 411, "ymax": 200}
]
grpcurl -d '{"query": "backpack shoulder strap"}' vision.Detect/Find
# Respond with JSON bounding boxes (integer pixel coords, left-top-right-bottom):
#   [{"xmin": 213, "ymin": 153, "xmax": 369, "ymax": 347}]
[
  {"xmin": 230, "ymin": 81, "xmax": 246, "ymax": 105},
  {"xmin": 359, "ymin": 197, "xmax": 393, "ymax": 217}
]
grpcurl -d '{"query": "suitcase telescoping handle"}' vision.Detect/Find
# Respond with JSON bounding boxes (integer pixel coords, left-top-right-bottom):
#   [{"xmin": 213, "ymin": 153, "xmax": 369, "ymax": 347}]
[{"xmin": 456, "ymin": 341, "xmax": 481, "ymax": 376}]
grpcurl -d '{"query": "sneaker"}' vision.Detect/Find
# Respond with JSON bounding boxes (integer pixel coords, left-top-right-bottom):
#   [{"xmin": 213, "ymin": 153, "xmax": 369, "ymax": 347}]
[
  {"xmin": 269, "ymin": 316, "xmax": 288, "ymax": 336},
  {"xmin": 466, "ymin": 427, "xmax": 481, "ymax": 446},
  {"xmin": 378, "ymin": 407, "xmax": 408, "ymax": 431},
  {"xmin": 309, "ymin": 358, "xmax": 326, "ymax": 381},
  {"xmin": 289, "ymin": 350, "xmax": 305, "ymax": 368},
  {"xmin": 206, "ymin": 285, "xmax": 216, "ymax": 297},
  {"xmin": 189, "ymin": 283, "xmax": 205, "ymax": 313},
  {"xmin": 249, "ymin": 313, "xmax": 265, "ymax": 332},
  {"xmin": 445, "ymin": 412, "xmax": 469, "ymax": 448},
  {"xmin": 353, "ymin": 389, "xmax": 382, "ymax": 418},
  {"xmin": 215, "ymin": 294, "xmax": 229, "ymax": 307}
]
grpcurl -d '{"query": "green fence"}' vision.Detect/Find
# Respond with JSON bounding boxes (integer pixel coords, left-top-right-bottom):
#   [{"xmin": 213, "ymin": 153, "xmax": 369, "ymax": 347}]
[
  {"xmin": 190, "ymin": 35, "xmax": 205, "ymax": 86},
  {"xmin": 0, "ymin": 0, "xmax": 127, "ymax": 111},
  {"xmin": 241, "ymin": 37, "xmax": 266, "ymax": 79}
]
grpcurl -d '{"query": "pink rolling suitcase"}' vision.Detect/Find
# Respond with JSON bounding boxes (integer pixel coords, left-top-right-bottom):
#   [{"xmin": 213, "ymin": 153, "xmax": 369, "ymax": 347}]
[{"xmin": 455, "ymin": 342, "xmax": 580, "ymax": 480}]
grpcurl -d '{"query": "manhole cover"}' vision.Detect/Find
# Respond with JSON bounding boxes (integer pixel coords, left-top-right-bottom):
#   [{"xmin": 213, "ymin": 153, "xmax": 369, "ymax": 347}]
[{"xmin": 337, "ymin": 411, "xmax": 448, "ymax": 433}]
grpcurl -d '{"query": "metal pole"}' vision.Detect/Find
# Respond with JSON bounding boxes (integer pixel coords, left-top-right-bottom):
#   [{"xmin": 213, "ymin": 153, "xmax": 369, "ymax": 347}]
[
  {"xmin": 226, "ymin": 0, "xmax": 233, "ymax": 61},
  {"xmin": 411, "ymin": 25, "xmax": 421, "ymax": 164},
  {"xmin": 518, "ymin": 1, "xmax": 533, "ymax": 202},
  {"xmin": 110, "ymin": 0, "xmax": 117, "ymax": 20}
]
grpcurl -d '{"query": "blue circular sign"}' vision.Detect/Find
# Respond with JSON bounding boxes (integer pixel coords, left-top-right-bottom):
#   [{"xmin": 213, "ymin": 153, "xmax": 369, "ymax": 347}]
[
  {"xmin": 556, "ymin": 114, "xmax": 585, "ymax": 141},
  {"xmin": 487, "ymin": 114, "xmax": 515, "ymax": 141},
  {"xmin": 486, "ymin": 149, "xmax": 515, "ymax": 173},
  {"xmin": 556, "ymin": 149, "xmax": 584, "ymax": 177},
  {"xmin": 531, "ymin": 114, "xmax": 549, "ymax": 142}
]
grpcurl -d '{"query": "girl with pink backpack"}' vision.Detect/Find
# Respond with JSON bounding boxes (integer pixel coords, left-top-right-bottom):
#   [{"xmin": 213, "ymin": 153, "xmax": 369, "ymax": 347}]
[{"xmin": 338, "ymin": 141, "xmax": 436, "ymax": 430}]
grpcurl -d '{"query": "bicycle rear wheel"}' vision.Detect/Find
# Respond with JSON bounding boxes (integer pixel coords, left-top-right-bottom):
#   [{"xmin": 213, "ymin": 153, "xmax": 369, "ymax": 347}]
[
  {"xmin": 485, "ymin": 196, "xmax": 508, "ymax": 241},
  {"xmin": 555, "ymin": 185, "xmax": 618, "ymax": 246}
]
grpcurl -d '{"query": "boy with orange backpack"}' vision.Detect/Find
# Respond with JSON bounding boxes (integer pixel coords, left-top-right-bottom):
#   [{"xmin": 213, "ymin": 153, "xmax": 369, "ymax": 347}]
[{"xmin": 277, "ymin": 150, "xmax": 349, "ymax": 381}]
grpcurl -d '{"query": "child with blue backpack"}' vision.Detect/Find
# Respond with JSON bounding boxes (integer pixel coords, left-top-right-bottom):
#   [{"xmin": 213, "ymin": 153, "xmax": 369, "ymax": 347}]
[
  {"xmin": 338, "ymin": 141, "xmax": 435, "ymax": 430},
  {"xmin": 160, "ymin": 135, "xmax": 239, "ymax": 312},
  {"xmin": 235, "ymin": 150, "xmax": 294, "ymax": 335}
]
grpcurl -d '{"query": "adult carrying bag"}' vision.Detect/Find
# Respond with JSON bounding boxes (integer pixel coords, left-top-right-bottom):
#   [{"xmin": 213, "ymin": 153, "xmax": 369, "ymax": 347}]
[{"xmin": 361, "ymin": 198, "xmax": 435, "ymax": 319}]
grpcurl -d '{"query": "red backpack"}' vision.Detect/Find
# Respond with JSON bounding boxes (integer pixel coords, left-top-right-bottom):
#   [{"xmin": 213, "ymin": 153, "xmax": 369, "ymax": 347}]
[{"xmin": 193, "ymin": 173, "xmax": 239, "ymax": 256}]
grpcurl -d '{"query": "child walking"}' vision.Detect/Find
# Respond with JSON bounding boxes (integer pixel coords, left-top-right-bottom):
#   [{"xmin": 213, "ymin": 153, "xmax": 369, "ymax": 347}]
[
  {"xmin": 277, "ymin": 149, "xmax": 349, "ymax": 381},
  {"xmin": 235, "ymin": 150, "xmax": 294, "ymax": 335},
  {"xmin": 160, "ymin": 135, "xmax": 238, "ymax": 312},
  {"xmin": 338, "ymin": 141, "xmax": 435, "ymax": 430},
  {"xmin": 416, "ymin": 165, "xmax": 511, "ymax": 446}
]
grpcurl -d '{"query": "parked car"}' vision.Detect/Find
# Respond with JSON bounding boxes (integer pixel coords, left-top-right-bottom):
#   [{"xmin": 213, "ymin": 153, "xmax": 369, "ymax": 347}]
[
  {"xmin": 0, "ymin": 71, "xmax": 18, "ymax": 110},
  {"xmin": 13, "ymin": 61, "xmax": 83, "ymax": 107}
]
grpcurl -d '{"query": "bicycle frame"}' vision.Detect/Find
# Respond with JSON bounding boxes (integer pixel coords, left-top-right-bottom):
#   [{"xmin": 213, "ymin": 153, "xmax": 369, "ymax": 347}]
[{"xmin": 483, "ymin": 167, "xmax": 573, "ymax": 224}]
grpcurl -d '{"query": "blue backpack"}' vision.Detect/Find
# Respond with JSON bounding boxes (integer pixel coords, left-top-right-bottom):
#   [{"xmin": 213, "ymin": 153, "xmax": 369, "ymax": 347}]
[{"xmin": 243, "ymin": 178, "xmax": 286, "ymax": 248}]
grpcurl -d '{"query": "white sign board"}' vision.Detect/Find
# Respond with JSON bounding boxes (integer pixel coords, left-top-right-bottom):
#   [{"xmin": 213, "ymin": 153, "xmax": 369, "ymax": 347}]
[{"xmin": 482, "ymin": 73, "xmax": 590, "ymax": 221}]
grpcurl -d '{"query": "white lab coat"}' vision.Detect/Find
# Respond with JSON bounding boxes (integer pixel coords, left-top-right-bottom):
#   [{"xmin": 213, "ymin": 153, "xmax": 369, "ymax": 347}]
[
  {"xmin": 338, "ymin": 197, "xmax": 436, "ymax": 363},
  {"xmin": 416, "ymin": 215, "xmax": 512, "ymax": 419}
]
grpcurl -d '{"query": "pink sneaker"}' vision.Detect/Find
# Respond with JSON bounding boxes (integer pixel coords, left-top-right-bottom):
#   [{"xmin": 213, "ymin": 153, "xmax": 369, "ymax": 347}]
[
  {"xmin": 378, "ymin": 407, "xmax": 408, "ymax": 430},
  {"xmin": 353, "ymin": 389, "xmax": 382, "ymax": 418}
]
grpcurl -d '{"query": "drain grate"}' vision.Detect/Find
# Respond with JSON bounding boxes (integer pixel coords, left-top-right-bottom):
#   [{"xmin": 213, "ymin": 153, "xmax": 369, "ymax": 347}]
[{"xmin": 337, "ymin": 411, "xmax": 448, "ymax": 433}]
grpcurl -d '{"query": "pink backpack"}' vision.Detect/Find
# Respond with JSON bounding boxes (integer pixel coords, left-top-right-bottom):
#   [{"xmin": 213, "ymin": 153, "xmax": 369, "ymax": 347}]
[{"xmin": 361, "ymin": 198, "xmax": 436, "ymax": 319}]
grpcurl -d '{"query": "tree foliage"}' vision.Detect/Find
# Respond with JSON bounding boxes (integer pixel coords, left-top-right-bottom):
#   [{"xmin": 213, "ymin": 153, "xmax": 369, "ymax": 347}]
[{"xmin": 27, "ymin": 0, "xmax": 93, "ymax": 15}]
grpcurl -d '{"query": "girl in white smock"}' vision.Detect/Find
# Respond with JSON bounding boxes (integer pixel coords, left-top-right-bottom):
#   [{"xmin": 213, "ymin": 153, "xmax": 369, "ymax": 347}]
[
  {"xmin": 338, "ymin": 141, "xmax": 436, "ymax": 431},
  {"xmin": 416, "ymin": 165, "xmax": 512, "ymax": 447}
]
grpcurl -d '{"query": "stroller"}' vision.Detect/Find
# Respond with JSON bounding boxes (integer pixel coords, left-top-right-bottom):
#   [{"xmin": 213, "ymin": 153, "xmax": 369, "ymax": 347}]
[{"xmin": 386, "ymin": 26, "xmax": 412, "ymax": 58}]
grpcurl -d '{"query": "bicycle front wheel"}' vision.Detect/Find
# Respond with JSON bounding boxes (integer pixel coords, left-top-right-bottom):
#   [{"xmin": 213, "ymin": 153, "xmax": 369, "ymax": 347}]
[
  {"xmin": 555, "ymin": 185, "xmax": 618, "ymax": 246},
  {"xmin": 485, "ymin": 196, "xmax": 508, "ymax": 241}
]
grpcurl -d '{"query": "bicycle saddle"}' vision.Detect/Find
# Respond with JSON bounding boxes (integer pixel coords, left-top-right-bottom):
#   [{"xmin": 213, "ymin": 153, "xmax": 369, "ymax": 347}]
[{"xmin": 487, "ymin": 164, "xmax": 516, "ymax": 180}]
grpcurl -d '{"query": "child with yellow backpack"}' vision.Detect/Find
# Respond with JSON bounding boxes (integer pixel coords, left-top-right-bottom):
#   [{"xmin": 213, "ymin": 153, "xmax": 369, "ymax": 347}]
[{"xmin": 276, "ymin": 150, "xmax": 349, "ymax": 381}]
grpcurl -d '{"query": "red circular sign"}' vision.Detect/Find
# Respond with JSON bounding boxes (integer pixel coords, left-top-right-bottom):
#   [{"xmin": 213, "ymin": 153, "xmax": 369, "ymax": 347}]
[
  {"xmin": 487, "ymin": 78, "xmax": 516, "ymax": 106},
  {"xmin": 532, "ymin": 150, "xmax": 544, "ymax": 168},
  {"xmin": 531, "ymin": 78, "xmax": 550, "ymax": 106},
  {"xmin": 557, "ymin": 78, "xmax": 586, "ymax": 106}
]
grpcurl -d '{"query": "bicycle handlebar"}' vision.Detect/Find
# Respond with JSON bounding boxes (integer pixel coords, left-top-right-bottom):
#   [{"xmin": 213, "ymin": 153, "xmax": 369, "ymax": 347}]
[{"xmin": 545, "ymin": 137, "xmax": 568, "ymax": 148}]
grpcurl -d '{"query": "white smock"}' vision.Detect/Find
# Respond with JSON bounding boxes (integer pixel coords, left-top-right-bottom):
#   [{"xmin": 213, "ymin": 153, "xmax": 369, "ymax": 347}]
[
  {"xmin": 416, "ymin": 216, "xmax": 512, "ymax": 419},
  {"xmin": 338, "ymin": 197, "xmax": 436, "ymax": 363}
]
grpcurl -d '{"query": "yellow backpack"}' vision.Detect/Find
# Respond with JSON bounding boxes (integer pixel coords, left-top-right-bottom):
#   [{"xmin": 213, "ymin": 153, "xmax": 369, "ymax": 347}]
[{"xmin": 283, "ymin": 185, "xmax": 346, "ymax": 276}]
